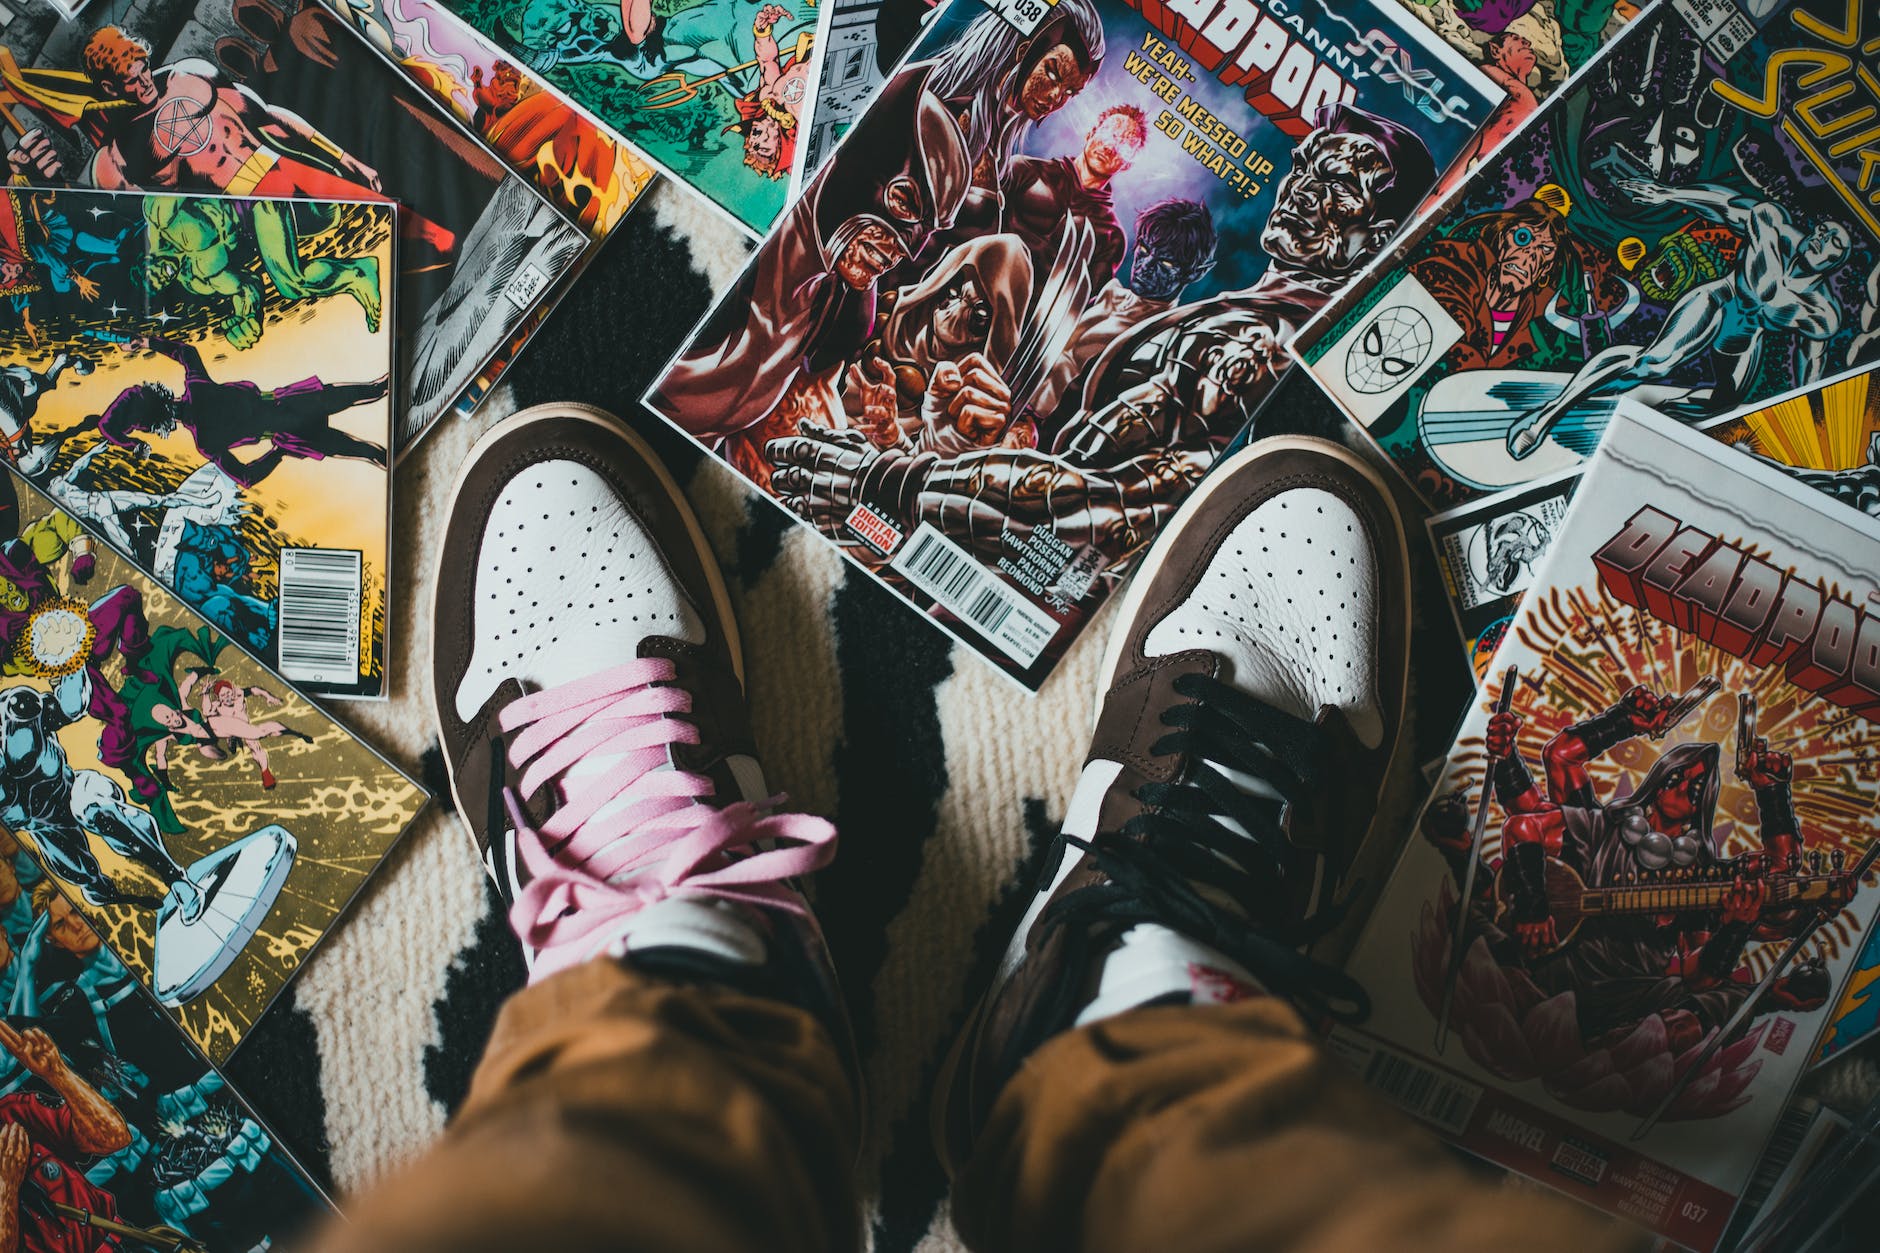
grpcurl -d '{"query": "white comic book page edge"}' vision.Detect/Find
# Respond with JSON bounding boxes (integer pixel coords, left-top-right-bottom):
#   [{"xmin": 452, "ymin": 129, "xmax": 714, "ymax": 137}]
[
  {"xmin": 1692, "ymin": 358, "xmax": 1880, "ymax": 439},
  {"xmin": 637, "ymin": 0, "xmax": 1516, "ymax": 688},
  {"xmin": 788, "ymin": 0, "xmax": 844, "ymax": 199},
  {"xmin": 1422, "ymin": 463, "xmax": 1582, "ymax": 647}
]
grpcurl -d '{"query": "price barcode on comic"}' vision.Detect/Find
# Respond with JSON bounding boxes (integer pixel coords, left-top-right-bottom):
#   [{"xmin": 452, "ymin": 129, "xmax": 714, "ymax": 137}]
[
  {"xmin": 891, "ymin": 523, "xmax": 1057, "ymax": 668},
  {"xmin": 1361, "ymin": 1045, "xmax": 1482, "ymax": 1135},
  {"xmin": 278, "ymin": 548, "xmax": 362, "ymax": 687},
  {"xmin": 988, "ymin": 0, "xmax": 1058, "ymax": 37}
]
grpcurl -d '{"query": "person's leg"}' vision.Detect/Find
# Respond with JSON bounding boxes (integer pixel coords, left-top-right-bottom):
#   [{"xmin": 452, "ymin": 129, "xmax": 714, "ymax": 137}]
[
  {"xmin": 936, "ymin": 437, "xmax": 1645, "ymax": 1253},
  {"xmin": 318, "ymin": 405, "xmax": 858, "ymax": 1253}
]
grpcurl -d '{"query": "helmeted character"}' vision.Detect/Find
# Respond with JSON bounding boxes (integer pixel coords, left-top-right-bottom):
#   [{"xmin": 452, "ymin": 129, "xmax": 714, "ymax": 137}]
[{"xmin": 650, "ymin": 72, "xmax": 971, "ymax": 443}]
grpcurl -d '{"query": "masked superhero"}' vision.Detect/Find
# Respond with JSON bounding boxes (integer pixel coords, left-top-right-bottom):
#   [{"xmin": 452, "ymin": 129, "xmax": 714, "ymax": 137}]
[
  {"xmin": 1425, "ymin": 686, "xmax": 1857, "ymax": 1050},
  {"xmin": 767, "ymin": 104, "xmax": 1435, "ymax": 579},
  {"xmin": 649, "ymin": 71, "xmax": 971, "ymax": 443},
  {"xmin": 839, "ymin": 233, "xmax": 1032, "ymax": 455}
]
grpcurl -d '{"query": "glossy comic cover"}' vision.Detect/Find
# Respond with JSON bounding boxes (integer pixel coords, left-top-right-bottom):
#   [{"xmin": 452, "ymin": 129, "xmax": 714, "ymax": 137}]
[
  {"xmin": 429, "ymin": 0, "xmax": 829, "ymax": 234},
  {"xmin": 1399, "ymin": 0, "xmax": 1641, "ymax": 203},
  {"xmin": 0, "ymin": 186, "xmax": 395, "ymax": 700},
  {"xmin": 1294, "ymin": 0, "xmax": 1880, "ymax": 514},
  {"xmin": 0, "ymin": 889, "xmax": 329, "ymax": 1249},
  {"xmin": 646, "ymin": 0, "xmax": 1502, "ymax": 687},
  {"xmin": 1331, "ymin": 404, "xmax": 1880, "ymax": 1251},
  {"xmin": 319, "ymin": 0, "xmax": 658, "ymax": 242},
  {"xmin": 800, "ymin": 0, "xmax": 931, "ymax": 178},
  {"xmin": 0, "ymin": 0, "xmax": 592, "ymax": 448},
  {"xmin": 0, "ymin": 469, "xmax": 424, "ymax": 1064}
]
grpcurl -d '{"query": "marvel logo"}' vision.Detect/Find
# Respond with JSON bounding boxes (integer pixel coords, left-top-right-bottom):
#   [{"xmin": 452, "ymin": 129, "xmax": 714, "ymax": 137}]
[
  {"xmin": 845, "ymin": 505, "xmax": 903, "ymax": 556},
  {"xmin": 1765, "ymin": 1016, "xmax": 1794, "ymax": 1055}
]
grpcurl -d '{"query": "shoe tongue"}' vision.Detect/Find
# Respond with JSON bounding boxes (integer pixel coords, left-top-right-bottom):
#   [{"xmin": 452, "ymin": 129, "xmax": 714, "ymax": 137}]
[
  {"xmin": 611, "ymin": 895, "xmax": 768, "ymax": 966},
  {"xmin": 1074, "ymin": 924, "xmax": 1265, "ymax": 1026}
]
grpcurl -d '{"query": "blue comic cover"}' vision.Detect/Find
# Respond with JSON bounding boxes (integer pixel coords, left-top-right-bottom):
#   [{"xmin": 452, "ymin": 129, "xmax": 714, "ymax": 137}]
[
  {"xmin": 0, "ymin": 186, "xmax": 395, "ymax": 701},
  {"xmin": 0, "ymin": 881, "xmax": 331, "ymax": 1249},
  {"xmin": 427, "ymin": 0, "xmax": 829, "ymax": 234},
  {"xmin": 1293, "ymin": 0, "xmax": 1880, "ymax": 515},
  {"xmin": 646, "ymin": 0, "xmax": 1503, "ymax": 688}
]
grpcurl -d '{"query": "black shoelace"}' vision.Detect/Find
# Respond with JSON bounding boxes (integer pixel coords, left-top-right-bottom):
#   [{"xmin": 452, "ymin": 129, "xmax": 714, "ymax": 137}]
[{"xmin": 1041, "ymin": 671, "xmax": 1371, "ymax": 1025}]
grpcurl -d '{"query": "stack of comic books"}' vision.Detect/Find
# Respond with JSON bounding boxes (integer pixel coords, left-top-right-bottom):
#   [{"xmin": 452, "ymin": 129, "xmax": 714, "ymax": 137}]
[
  {"xmin": 0, "ymin": 0, "xmax": 633, "ymax": 449},
  {"xmin": 423, "ymin": 0, "xmax": 834, "ymax": 235},
  {"xmin": 640, "ymin": 0, "xmax": 1507, "ymax": 688},
  {"xmin": 1287, "ymin": 0, "xmax": 1880, "ymax": 676},
  {"xmin": 1330, "ymin": 401, "xmax": 1880, "ymax": 1251},
  {"xmin": 0, "ymin": 169, "xmax": 428, "ymax": 1243}
]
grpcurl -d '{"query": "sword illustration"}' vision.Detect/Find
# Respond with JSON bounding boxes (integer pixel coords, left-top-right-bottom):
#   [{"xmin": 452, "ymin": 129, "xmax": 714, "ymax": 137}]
[
  {"xmin": 1435, "ymin": 665, "xmax": 1519, "ymax": 1054},
  {"xmin": 1631, "ymin": 837, "xmax": 1880, "ymax": 1141},
  {"xmin": 1648, "ymin": 675, "xmax": 1721, "ymax": 739},
  {"xmin": 47, "ymin": 1202, "xmax": 207, "ymax": 1252},
  {"xmin": 1736, "ymin": 692, "xmax": 1758, "ymax": 777},
  {"xmin": 640, "ymin": 31, "xmax": 816, "ymax": 108}
]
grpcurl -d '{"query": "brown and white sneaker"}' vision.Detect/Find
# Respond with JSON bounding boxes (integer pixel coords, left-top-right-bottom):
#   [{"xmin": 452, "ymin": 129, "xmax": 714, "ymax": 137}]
[
  {"xmin": 933, "ymin": 435, "xmax": 1412, "ymax": 1172},
  {"xmin": 429, "ymin": 404, "xmax": 843, "ymax": 1011}
]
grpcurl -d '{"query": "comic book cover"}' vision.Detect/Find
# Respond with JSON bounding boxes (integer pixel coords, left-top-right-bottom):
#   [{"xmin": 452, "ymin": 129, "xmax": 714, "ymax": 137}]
[
  {"xmin": 1427, "ymin": 464, "xmax": 1577, "ymax": 680},
  {"xmin": 644, "ymin": 0, "xmax": 1503, "ymax": 688},
  {"xmin": 1814, "ymin": 919, "xmax": 1879, "ymax": 1063},
  {"xmin": 1438, "ymin": 361, "xmax": 1880, "ymax": 683},
  {"xmin": 0, "ymin": 464, "xmax": 425, "ymax": 1064},
  {"xmin": 1292, "ymin": 0, "xmax": 1880, "ymax": 515},
  {"xmin": 427, "ymin": 0, "xmax": 830, "ymax": 235},
  {"xmin": 319, "ymin": 0, "xmax": 658, "ymax": 241},
  {"xmin": 1329, "ymin": 403, "xmax": 1880, "ymax": 1251},
  {"xmin": 1401, "ymin": 0, "xmax": 1642, "ymax": 202},
  {"xmin": 0, "ymin": 186, "xmax": 396, "ymax": 702},
  {"xmin": 0, "ymin": 886, "xmax": 331, "ymax": 1249},
  {"xmin": 799, "ymin": 0, "xmax": 932, "ymax": 176},
  {"xmin": 0, "ymin": 0, "xmax": 594, "ymax": 449}
]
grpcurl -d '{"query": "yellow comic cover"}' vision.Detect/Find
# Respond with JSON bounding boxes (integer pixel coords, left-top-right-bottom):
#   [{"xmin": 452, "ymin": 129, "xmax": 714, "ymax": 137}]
[{"xmin": 0, "ymin": 186, "xmax": 394, "ymax": 699}]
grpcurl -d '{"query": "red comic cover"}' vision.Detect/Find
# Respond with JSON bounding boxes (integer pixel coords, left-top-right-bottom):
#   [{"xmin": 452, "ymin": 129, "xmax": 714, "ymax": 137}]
[
  {"xmin": 1331, "ymin": 401, "xmax": 1880, "ymax": 1250},
  {"xmin": 644, "ymin": 0, "xmax": 1504, "ymax": 688}
]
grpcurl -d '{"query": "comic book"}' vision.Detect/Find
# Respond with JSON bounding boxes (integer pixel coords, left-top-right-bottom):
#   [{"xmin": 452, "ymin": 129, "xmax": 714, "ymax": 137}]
[
  {"xmin": 1400, "ymin": 0, "xmax": 1640, "ymax": 203},
  {"xmin": 1291, "ymin": 0, "xmax": 1880, "ymax": 514},
  {"xmin": 322, "ymin": 0, "xmax": 658, "ymax": 242},
  {"xmin": 0, "ymin": 186, "xmax": 396, "ymax": 702},
  {"xmin": 1429, "ymin": 360, "xmax": 1880, "ymax": 680},
  {"xmin": 799, "ymin": 0, "xmax": 931, "ymax": 177},
  {"xmin": 0, "ymin": 0, "xmax": 596, "ymax": 449},
  {"xmin": 1814, "ymin": 917, "xmax": 1879, "ymax": 1064},
  {"xmin": 1330, "ymin": 402, "xmax": 1880, "ymax": 1251},
  {"xmin": 0, "ymin": 888, "xmax": 332, "ymax": 1249},
  {"xmin": 0, "ymin": 463, "xmax": 425, "ymax": 1064},
  {"xmin": 644, "ymin": 0, "xmax": 1503, "ymax": 688},
  {"xmin": 426, "ymin": 0, "xmax": 831, "ymax": 235}
]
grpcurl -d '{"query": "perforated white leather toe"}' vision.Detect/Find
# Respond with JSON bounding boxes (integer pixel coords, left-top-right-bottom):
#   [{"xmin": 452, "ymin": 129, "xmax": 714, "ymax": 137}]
[
  {"xmin": 455, "ymin": 459, "xmax": 704, "ymax": 720},
  {"xmin": 1142, "ymin": 487, "xmax": 1384, "ymax": 748}
]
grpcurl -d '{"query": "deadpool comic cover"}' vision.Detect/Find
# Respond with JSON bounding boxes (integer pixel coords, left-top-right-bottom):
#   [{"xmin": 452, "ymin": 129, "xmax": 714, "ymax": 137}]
[
  {"xmin": 1330, "ymin": 402, "xmax": 1880, "ymax": 1251},
  {"xmin": 644, "ymin": 0, "xmax": 1503, "ymax": 688}
]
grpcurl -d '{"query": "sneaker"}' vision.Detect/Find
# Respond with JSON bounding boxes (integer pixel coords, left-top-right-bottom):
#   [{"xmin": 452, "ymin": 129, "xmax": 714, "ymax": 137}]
[
  {"xmin": 932, "ymin": 436, "xmax": 1411, "ymax": 1170},
  {"xmin": 429, "ymin": 404, "xmax": 843, "ymax": 1015}
]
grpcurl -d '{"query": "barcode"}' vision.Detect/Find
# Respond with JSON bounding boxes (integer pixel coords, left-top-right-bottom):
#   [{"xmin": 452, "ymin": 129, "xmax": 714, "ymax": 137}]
[
  {"xmin": 890, "ymin": 523, "xmax": 1057, "ymax": 667},
  {"xmin": 278, "ymin": 547, "xmax": 362, "ymax": 686},
  {"xmin": 1362, "ymin": 1045, "xmax": 1482, "ymax": 1135}
]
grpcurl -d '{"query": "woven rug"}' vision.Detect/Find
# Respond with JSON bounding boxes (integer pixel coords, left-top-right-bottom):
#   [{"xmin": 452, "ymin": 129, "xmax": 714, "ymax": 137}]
[{"xmin": 223, "ymin": 181, "xmax": 1880, "ymax": 1252}]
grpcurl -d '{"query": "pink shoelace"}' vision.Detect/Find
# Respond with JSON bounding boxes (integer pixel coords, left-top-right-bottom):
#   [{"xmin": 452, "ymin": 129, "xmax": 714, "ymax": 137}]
[{"xmin": 497, "ymin": 657, "xmax": 836, "ymax": 980}]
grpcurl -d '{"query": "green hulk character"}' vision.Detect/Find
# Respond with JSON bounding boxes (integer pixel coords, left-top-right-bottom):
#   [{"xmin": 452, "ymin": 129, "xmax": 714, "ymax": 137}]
[{"xmin": 141, "ymin": 197, "xmax": 381, "ymax": 350}]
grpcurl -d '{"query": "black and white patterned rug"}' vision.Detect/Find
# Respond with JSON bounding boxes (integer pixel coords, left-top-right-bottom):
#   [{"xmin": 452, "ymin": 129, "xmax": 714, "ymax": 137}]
[{"xmin": 224, "ymin": 182, "xmax": 1880, "ymax": 1252}]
